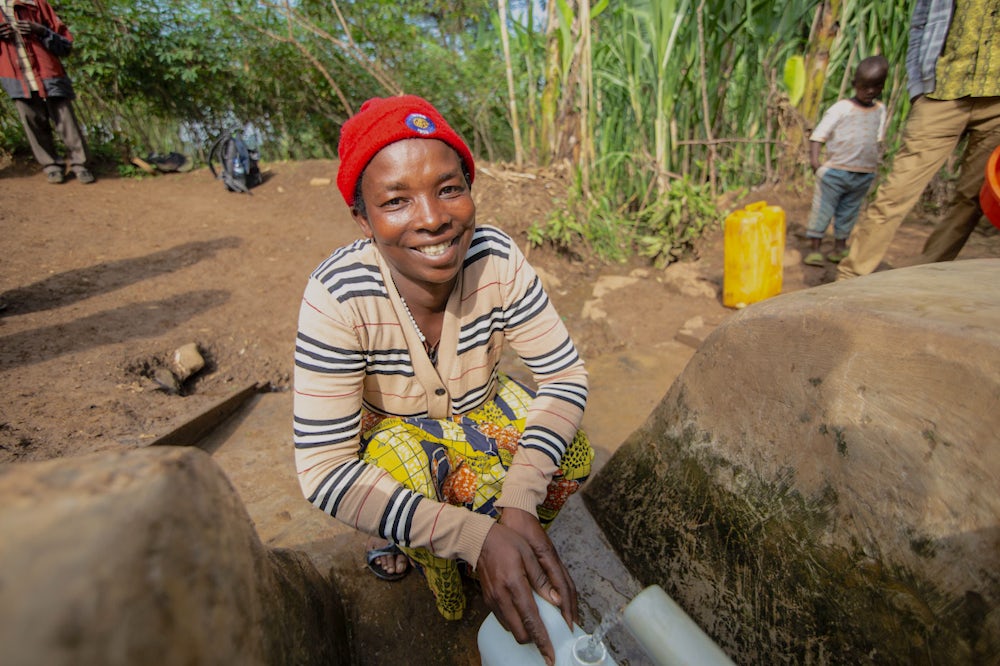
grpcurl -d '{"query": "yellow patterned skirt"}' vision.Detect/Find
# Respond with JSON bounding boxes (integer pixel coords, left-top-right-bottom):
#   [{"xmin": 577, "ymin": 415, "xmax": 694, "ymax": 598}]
[{"xmin": 360, "ymin": 373, "xmax": 593, "ymax": 620}]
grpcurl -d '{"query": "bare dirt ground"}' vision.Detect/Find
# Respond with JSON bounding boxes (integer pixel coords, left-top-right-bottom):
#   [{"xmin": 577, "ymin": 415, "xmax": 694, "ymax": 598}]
[{"xmin": 2, "ymin": 155, "xmax": 998, "ymax": 468}]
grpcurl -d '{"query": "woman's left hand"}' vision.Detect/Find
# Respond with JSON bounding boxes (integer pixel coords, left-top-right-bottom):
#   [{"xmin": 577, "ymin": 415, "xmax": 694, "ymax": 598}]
[{"xmin": 498, "ymin": 507, "xmax": 578, "ymax": 628}]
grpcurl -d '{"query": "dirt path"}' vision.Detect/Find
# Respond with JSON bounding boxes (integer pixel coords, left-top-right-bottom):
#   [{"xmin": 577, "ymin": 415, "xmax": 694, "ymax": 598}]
[{"xmin": 2, "ymin": 157, "xmax": 998, "ymax": 467}]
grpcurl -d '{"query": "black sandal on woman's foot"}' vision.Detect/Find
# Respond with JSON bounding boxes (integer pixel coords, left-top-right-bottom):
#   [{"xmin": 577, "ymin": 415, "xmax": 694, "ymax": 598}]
[{"xmin": 366, "ymin": 543, "xmax": 410, "ymax": 581}]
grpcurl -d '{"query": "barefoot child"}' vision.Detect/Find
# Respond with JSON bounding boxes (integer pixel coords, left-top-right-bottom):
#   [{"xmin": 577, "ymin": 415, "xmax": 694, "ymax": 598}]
[{"xmin": 803, "ymin": 55, "xmax": 889, "ymax": 266}]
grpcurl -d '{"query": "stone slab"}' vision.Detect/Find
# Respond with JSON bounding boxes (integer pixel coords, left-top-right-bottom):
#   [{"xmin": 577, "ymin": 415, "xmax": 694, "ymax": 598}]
[{"xmin": 586, "ymin": 259, "xmax": 1000, "ymax": 664}]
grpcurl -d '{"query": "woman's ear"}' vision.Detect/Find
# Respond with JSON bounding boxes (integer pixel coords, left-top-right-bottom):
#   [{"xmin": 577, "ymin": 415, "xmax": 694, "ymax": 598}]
[{"xmin": 352, "ymin": 208, "xmax": 374, "ymax": 239}]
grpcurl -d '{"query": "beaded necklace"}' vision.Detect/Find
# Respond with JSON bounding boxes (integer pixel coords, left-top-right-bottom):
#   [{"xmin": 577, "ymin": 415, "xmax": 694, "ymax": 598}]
[{"xmin": 399, "ymin": 295, "xmax": 440, "ymax": 365}]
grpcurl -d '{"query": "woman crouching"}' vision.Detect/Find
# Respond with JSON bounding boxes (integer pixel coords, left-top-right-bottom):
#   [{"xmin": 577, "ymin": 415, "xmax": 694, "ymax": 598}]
[{"xmin": 293, "ymin": 95, "xmax": 593, "ymax": 664}]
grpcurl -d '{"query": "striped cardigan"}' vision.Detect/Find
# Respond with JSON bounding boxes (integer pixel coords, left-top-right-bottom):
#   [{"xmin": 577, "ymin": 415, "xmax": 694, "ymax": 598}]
[{"xmin": 294, "ymin": 225, "xmax": 588, "ymax": 567}]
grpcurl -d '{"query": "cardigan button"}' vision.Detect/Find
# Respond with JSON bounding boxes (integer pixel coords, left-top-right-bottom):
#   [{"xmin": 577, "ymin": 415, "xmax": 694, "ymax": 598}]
[{"xmin": 434, "ymin": 388, "xmax": 446, "ymax": 396}]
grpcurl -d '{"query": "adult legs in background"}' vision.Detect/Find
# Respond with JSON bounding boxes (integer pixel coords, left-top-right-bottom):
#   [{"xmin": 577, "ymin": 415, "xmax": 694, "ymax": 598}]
[
  {"xmin": 14, "ymin": 95, "xmax": 63, "ymax": 176},
  {"xmin": 906, "ymin": 96, "xmax": 1000, "ymax": 265},
  {"xmin": 49, "ymin": 97, "xmax": 90, "ymax": 175},
  {"xmin": 13, "ymin": 95, "xmax": 90, "ymax": 179},
  {"xmin": 837, "ymin": 97, "xmax": 973, "ymax": 279}
]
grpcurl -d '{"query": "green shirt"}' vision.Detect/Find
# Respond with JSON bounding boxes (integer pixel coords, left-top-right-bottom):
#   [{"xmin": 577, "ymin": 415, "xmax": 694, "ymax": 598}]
[{"xmin": 930, "ymin": 0, "xmax": 1000, "ymax": 99}]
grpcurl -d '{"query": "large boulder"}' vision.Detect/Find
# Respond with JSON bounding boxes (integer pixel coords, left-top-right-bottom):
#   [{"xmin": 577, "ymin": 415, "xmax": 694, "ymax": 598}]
[
  {"xmin": 584, "ymin": 259, "xmax": 1000, "ymax": 664},
  {"xmin": 0, "ymin": 446, "xmax": 349, "ymax": 666}
]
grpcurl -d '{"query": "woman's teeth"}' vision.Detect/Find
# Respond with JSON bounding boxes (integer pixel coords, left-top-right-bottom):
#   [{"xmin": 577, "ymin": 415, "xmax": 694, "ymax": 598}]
[{"xmin": 417, "ymin": 241, "xmax": 451, "ymax": 256}]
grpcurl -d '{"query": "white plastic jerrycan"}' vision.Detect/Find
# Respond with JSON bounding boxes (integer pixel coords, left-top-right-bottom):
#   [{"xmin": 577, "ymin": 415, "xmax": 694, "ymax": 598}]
[{"xmin": 478, "ymin": 591, "xmax": 616, "ymax": 665}]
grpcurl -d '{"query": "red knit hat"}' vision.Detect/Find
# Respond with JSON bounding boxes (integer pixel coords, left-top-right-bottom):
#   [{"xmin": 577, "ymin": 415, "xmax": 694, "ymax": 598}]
[{"xmin": 337, "ymin": 95, "xmax": 476, "ymax": 207}]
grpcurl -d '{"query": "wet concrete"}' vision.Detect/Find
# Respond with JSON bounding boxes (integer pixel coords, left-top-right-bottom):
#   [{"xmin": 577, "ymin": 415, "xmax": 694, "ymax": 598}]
[{"xmin": 202, "ymin": 340, "xmax": 701, "ymax": 665}]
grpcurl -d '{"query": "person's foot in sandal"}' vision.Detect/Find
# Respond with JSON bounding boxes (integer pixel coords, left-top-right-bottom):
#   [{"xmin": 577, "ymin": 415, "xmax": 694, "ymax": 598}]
[
  {"xmin": 803, "ymin": 251, "xmax": 826, "ymax": 267},
  {"xmin": 826, "ymin": 248, "xmax": 849, "ymax": 263},
  {"xmin": 365, "ymin": 537, "xmax": 410, "ymax": 581}
]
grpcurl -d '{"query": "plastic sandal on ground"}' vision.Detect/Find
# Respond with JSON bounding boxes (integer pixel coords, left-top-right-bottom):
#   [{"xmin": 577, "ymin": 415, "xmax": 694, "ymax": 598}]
[
  {"xmin": 803, "ymin": 251, "xmax": 825, "ymax": 266},
  {"xmin": 366, "ymin": 543, "xmax": 410, "ymax": 581}
]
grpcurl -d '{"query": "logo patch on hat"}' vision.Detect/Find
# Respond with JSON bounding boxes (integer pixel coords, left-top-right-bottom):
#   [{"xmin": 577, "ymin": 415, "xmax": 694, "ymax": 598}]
[{"xmin": 405, "ymin": 113, "xmax": 436, "ymax": 135}]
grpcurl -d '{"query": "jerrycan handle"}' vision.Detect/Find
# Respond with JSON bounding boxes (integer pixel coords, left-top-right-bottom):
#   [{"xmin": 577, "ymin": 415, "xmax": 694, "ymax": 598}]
[{"xmin": 744, "ymin": 200, "xmax": 768, "ymax": 212}]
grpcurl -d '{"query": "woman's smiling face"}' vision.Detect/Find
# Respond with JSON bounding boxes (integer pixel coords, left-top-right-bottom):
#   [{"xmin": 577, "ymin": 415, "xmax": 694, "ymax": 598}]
[{"xmin": 352, "ymin": 138, "xmax": 476, "ymax": 295}]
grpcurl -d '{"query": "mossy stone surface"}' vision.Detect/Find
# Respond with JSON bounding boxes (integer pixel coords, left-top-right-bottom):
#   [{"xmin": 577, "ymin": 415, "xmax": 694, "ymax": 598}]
[{"xmin": 585, "ymin": 260, "xmax": 1000, "ymax": 664}]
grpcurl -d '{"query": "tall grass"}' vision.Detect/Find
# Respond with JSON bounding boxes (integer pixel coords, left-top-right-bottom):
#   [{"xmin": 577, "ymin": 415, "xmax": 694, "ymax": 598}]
[
  {"xmin": 2, "ymin": 0, "xmax": 917, "ymax": 265},
  {"xmin": 522, "ymin": 0, "xmax": 916, "ymax": 264}
]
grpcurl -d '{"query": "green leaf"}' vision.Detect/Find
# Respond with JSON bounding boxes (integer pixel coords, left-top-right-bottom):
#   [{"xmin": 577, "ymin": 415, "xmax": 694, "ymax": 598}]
[{"xmin": 783, "ymin": 54, "xmax": 806, "ymax": 107}]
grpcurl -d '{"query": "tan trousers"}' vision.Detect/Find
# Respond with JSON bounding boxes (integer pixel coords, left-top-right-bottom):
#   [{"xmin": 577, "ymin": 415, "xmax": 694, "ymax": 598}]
[
  {"xmin": 837, "ymin": 95, "xmax": 1000, "ymax": 279},
  {"xmin": 13, "ymin": 94, "xmax": 89, "ymax": 175}
]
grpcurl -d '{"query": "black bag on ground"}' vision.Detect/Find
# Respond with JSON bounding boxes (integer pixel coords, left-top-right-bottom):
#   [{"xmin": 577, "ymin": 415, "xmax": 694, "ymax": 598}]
[{"xmin": 208, "ymin": 129, "xmax": 261, "ymax": 193}]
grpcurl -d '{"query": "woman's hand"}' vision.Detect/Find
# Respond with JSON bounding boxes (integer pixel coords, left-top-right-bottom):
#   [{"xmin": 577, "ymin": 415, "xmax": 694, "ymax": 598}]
[
  {"xmin": 476, "ymin": 508, "xmax": 578, "ymax": 666},
  {"xmin": 499, "ymin": 507, "xmax": 578, "ymax": 626}
]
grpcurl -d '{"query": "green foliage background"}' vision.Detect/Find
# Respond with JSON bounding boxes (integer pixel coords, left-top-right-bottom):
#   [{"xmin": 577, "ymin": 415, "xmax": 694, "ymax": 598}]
[{"xmin": 0, "ymin": 0, "xmax": 916, "ymax": 261}]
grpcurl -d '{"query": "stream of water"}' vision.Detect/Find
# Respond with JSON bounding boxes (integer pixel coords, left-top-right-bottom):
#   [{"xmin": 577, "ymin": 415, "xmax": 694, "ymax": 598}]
[{"xmin": 575, "ymin": 605, "xmax": 624, "ymax": 663}]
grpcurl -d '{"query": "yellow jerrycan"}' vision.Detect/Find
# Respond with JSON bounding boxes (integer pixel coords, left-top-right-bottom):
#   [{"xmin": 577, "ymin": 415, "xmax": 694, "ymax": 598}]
[{"xmin": 722, "ymin": 200, "xmax": 785, "ymax": 308}]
